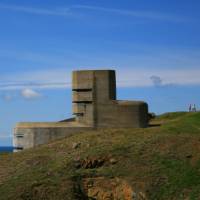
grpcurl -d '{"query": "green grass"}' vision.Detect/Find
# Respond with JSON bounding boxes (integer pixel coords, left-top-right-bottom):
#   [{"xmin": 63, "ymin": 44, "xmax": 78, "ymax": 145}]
[{"xmin": 0, "ymin": 112, "xmax": 200, "ymax": 199}]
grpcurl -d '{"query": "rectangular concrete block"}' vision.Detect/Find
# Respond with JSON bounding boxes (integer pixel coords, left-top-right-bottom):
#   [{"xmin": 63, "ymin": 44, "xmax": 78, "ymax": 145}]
[
  {"xmin": 14, "ymin": 126, "xmax": 94, "ymax": 150},
  {"xmin": 73, "ymin": 71, "xmax": 94, "ymax": 90},
  {"xmin": 73, "ymin": 103, "xmax": 86, "ymax": 114},
  {"xmin": 73, "ymin": 91, "xmax": 93, "ymax": 102}
]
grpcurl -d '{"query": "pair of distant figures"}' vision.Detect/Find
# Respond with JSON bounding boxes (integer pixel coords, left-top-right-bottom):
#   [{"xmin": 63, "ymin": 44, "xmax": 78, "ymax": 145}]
[{"xmin": 189, "ymin": 104, "xmax": 197, "ymax": 112}]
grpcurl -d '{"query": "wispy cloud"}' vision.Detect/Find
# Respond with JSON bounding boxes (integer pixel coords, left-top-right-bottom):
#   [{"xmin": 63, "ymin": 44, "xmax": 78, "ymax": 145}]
[
  {"xmin": 72, "ymin": 5, "xmax": 187, "ymax": 22},
  {"xmin": 0, "ymin": 133, "xmax": 12, "ymax": 139},
  {"xmin": 0, "ymin": 69, "xmax": 71, "ymax": 91},
  {"xmin": 0, "ymin": 3, "xmax": 187, "ymax": 22},
  {"xmin": 0, "ymin": 4, "xmax": 72, "ymax": 17},
  {"xmin": 0, "ymin": 68, "xmax": 200, "ymax": 91},
  {"xmin": 117, "ymin": 68, "xmax": 200, "ymax": 87},
  {"xmin": 0, "ymin": 81, "xmax": 70, "ymax": 90}
]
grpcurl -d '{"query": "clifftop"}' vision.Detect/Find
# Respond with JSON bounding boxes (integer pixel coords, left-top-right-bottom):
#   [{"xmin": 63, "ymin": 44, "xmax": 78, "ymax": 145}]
[{"xmin": 1, "ymin": 112, "xmax": 200, "ymax": 200}]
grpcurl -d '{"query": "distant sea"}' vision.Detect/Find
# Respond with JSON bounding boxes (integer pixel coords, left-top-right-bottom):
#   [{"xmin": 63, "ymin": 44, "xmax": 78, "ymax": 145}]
[{"xmin": 0, "ymin": 147, "xmax": 14, "ymax": 153}]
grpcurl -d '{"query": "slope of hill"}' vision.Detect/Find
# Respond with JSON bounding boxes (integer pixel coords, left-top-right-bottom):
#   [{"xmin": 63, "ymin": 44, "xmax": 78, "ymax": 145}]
[{"xmin": 0, "ymin": 112, "xmax": 200, "ymax": 200}]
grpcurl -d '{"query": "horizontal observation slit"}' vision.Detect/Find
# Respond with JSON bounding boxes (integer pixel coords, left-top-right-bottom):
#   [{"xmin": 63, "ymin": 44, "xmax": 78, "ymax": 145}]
[
  {"xmin": 16, "ymin": 135, "xmax": 24, "ymax": 138},
  {"xmin": 14, "ymin": 147, "xmax": 24, "ymax": 150},
  {"xmin": 73, "ymin": 101, "xmax": 93, "ymax": 104},
  {"xmin": 73, "ymin": 113, "xmax": 84, "ymax": 116},
  {"xmin": 72, "ymin": 88, "xmax": 92, "ymax": 92}
]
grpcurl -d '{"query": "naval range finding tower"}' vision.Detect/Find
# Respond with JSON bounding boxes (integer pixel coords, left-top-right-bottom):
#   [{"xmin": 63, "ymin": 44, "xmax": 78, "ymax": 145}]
[
  {"xmin": 14, "ymin": 70, "xmax": 149, "ymax": 151},
  {"xmin": 72, "ymin": 70, "xmax": 148, "ymax": 128}
]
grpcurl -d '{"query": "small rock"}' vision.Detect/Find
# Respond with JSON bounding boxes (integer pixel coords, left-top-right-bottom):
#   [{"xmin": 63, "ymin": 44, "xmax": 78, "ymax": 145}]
[
  {"xmin": 72, "ymin": 142, "xmax": 81, "ymax": 149},
  {"xmin": 109, "ymin": 158, "xmax": 117, "ymax": 165},
  {"xmin": 78, "ymin": 157, "xmax": 105, "ymax": 169}
]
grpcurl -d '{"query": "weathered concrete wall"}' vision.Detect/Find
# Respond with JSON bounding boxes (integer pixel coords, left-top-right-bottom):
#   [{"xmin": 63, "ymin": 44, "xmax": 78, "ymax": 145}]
[
  {"xmin": 72, "ymin": 70, "xmax": 148, "ymax": 128},
  {"xmin": 96, "ymin": 101, "xmax": 148, "ymax": 128},
  {"xmin": 13, "ymin": 129, "xmax": 34, "ymax": 151},
  {"xmin": 93, "ymin": 70, "xmax": 116, "ymax": 102},
  {"xmin": 14, "ymin": 122, "xmax": 93, "ymax": 151},
  {"xmin": 72, "ymin": 70, "xmax": 117, "ymax": 127},
  {"xmin": 72, "ymin": 70, "xmax": 116, "ymax": 102},
  {"xmin": 72, "ymin": 70, "xmax": 95, "ymax": 127}
]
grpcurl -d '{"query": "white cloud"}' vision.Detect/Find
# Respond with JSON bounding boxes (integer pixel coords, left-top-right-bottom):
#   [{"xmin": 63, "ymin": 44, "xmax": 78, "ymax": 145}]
[
  {"xmin": 0, "ymin": 68, "xmax": 200, "ymax": 91},
  {"xmin": 0, "ymin": 133, "xmax": 12, "ymax": 139},
  {"xmin": 0, "ymin": 3, "xmax": 187, "ymax": 22},
  {"xmin": 72, "ymin": 5, "xmax": 187, "ymax": 22},
  {"xmin": 117, "ymin": 68, "xmax": 200, "ymax": 87},
  {"xmin": 21, "ymin": 88, "xmax": 42, "ymax": 99},
  {"xmin": 0, "ymin": 4, "xmax": 72, "ymax": 17},
  {"xmin": 0, "ymin": 68, "xmax": 71, "ymax": 90}
]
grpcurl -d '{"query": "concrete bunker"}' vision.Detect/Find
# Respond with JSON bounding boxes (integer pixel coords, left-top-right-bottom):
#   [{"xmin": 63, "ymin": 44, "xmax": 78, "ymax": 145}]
[{"xmin": 13, "ymin": 70, "xmax": 149, "ymax": 151}]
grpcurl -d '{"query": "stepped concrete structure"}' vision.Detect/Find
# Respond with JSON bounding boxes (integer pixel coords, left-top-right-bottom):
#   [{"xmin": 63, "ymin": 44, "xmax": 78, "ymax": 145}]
[{"xmin": 13, "ymin": 70, "xmax": 149, "ymax": 151}]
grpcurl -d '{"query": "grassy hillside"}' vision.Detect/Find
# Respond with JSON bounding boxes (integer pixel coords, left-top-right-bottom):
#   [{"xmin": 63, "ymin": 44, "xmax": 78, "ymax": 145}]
[{"xmin": 1, "ymin": 112, "xmax": 200, "ymax": 200}]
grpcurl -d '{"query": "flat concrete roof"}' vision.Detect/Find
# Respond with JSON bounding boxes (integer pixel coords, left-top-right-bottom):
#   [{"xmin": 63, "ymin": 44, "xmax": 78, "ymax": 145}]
[
  {"xmin": 15, "ymin": 122, "xmax": 91, "ymax": 128},
  {"xmin": 114, "ymin": 100, "xmax": 147, "ymax": 106},
  {"xmin": 73, "ymin": 69, "xmax": 115, "ymax": 73}
]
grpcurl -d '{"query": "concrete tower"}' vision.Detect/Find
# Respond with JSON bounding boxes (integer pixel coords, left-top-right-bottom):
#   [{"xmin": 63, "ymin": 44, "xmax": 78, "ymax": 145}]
[
  {"xmin": 72, "ymin": 70, "xmax": 148, "ymax": 128},
  {"xmin": 13, "ymin": 69, "xmax": 149, "ymax": 151}
]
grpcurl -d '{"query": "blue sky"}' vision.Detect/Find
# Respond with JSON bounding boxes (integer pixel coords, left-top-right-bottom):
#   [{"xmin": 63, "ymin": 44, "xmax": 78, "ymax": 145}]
[{"xmin": 0, "ymin": 0, "xmax": 200, "ymax": 146}]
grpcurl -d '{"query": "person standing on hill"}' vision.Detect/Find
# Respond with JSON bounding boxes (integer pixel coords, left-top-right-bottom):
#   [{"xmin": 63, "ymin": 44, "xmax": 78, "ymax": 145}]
[
  {"xmin": 193, "ymin": 104, "xmax": 197, "ymax": 112},
  {"xmin": 189, "ymin": 104, "xmax": 192, "ymax": 112}
]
